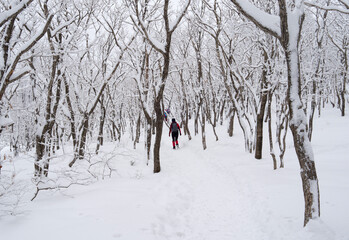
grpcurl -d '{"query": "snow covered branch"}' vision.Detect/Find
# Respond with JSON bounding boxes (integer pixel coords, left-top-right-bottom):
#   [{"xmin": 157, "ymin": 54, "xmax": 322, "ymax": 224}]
[
  {"xmin": 50, "ymin": 16, "xmax": 77, "ymax": 37},
  {"xmin": 305, "ymin": 1, "xmax": 349, "ymax": 14},
  {"xmin": 339, "ymin": 0, "xmax": 349, "ymax": 8},
  {"xmin": 169, "ymin": 0, "xmax": 191, "ymax": 33},
  {"xmin": 3, "ymin": 15, "xmax": 54, "ymax": 86},
  {"xmin": 230, "ymin": 0, "xmax": 281, "ymax": 39},
  {"xmin": 8, "ymin": 67, "xmax": 32, "ymax": 83},
  {"xmin": 31, "ymin": 180, "xmax": 89, "ymax": 201},
  {"xmin": 87, "ymin": 34, "xmax": 136, "ymax": 116},
  {"xmin": 130, "ymin": 15, "xmax": 166, "ymax": 55},
  {"xmin": 0, "ymin": 0, "xmax": 33, "ymax": 28}
]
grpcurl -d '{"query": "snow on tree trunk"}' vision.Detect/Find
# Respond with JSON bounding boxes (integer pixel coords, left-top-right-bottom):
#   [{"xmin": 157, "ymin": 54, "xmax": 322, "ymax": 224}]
[
  {"xmin": 281, "ymin": 2, "xmax": 320, "ymax": 227},
  {"xmin": 286, "ymin": 45, "xmax": 320, "ymax": 226},
  {"xmin": 230, "ymin": 0, "xmax": 320, "ymax": 226}
]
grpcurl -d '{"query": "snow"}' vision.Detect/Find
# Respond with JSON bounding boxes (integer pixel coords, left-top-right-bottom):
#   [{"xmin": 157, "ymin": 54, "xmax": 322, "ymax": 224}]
[
  {"xmin": 0, "ymin": 116, "xmax": 14, "ymax": 127},
  {"xmin": 1, "ymin": 108, "xmax": 349, "ymax": 240},
  {"xmin": 304, "ymin": 1, "xmax": 349, "ymax": 14},
  {"xmin": 169, "ymin": 0, "xmax": 191, "ymax": 33},
  {"xmin": 131, "ymin": 16, "xmax": 166, "ymax": 54},
  {"xmin": 310, "ymin": 179, "xmax": 320, "ymax": 217},
  {"xmin": 8, "ymin": 66, "xmax": 31, "ymax": 82},
  {"xmin": 0, "ymin": 0, "xmax": 32, "ymax": 27},
  {"xmin": 50, "ymin": 18, "xmax": 77, "ymax": 37},
  {"xmin": 232, "ymin": 0, "xmax": 281, "ymax": 38}
]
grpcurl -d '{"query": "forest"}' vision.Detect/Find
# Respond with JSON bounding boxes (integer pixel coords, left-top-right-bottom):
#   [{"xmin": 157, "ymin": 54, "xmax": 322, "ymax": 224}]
[{"xmin": 0, "ymin": 0, "xmax": 348, "ymax": 237}]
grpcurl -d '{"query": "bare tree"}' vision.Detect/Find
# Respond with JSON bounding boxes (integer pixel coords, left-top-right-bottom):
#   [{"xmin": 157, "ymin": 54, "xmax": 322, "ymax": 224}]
[
  {"xmin": 34, "ymin": 0, "xmax": 75, "ymax": 177},
  {"xmin": 200, "ymin": 0, "xmax": 256, "ymax": 153},
  {"xmin": 131, "ymin": 0, "xmax": 191, "ymax": 173},
  {"xmin": 0, "ymin": 0, "xmax": 53, "ymax": 110},
  {"xmin": 230, "ymin": 0, "xmax": 320, "ymax": 226},
  {"xmin": 326, "ymin": 14, "xmax": 348, "ymax": 116},
  {"xmin": 68, "ymin": 2, "xmax": 135, "ymax": 167},
  {"xmin": 305, "ymin": 0, "xmax": 349, "ymax": 14}
]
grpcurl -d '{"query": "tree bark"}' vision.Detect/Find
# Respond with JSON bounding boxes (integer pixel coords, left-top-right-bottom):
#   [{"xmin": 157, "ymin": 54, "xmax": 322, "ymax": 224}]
[
  {"xmin": 133, "ymin": 113, "xmax": 141, "ymax": 149},
  {"xmin": 230, "ymin": 0, "xmax": 320, "ymax": 226},
  {"xmin": 201, "ymin": 110, "xmax": 207, "ymax": 150},
  {"xmin": 228, "ymin": 109, "xmax": 235, "ymax": 137},
  {"xmin": 340, "ymin": 47, "xmax": 347, "ymax": 116},
  {"xmin": 63, "ymin": 75, "xmax": 77, "ymax": 150},
  {"xmin": 267, "ymin": 93, "xmax": 277, "ymax": 170},
  {"xmin": 96, "ymin": 100, "xmax": 106, "ymax": 154},
  {"xmin": 282, "ymin": 17, "xmax": 320, "ymax": 228},
  {"xmin": 255, "ymin": 51, "xmax": 268, "ymax": 159}
]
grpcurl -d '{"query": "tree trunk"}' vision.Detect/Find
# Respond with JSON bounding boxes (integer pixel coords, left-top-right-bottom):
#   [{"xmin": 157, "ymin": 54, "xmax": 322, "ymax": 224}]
[
  {"xmin": 201, "ymin": 111, "xmax": 207, "ymax": 150},
  {"xmin": 35, "ymin": 135, "xmax": 45, "ymax": 177},
  {"xmin": 63, "ymin": 75, "xmax": 77, "ymax": 150},
  {"xmin": 278, "ymin": 115, "xmax": 288, "ymax": 169},
  {"xmin": 96, "ymin": 102, "xmax": 106, "ymax": 154},
  {"xmin": 277, "ymin": 0, "xmax": 320, "ymax": 226},
  {"xmin": 69, "ymin": 114, "xmax": 89, "ymax": 168},
  {"xmin": 267, "ymin": 93, "xmax": 277, "ymax": 170},
  {"xmin": 228, "ymin": 109, "xmax": 235, "ymax": 137},
  {"xmin": 133, "ymin": 113, "xmax": 141, "ymax": 149},
  {"xmin": 153, "ymin": 97, "xmax": 163, "ymax": 173},
  {"xmin": 34, "ymin": 67, "xmax": 62, "ymax": 177},
  {"xmin": 194, "ymin": 107, "xmax": 200, "ymax": 135},
  {"xmin": 308, "ymin": 79, "xmax": 316, "ymax": 141},
  {"xmin": 211, "ymin": 124, "xmax": 219, "ymax": 141},
  {"xmin": 78, "ymin": 115, "xmax": 89, "ymax": 160},
  {"xmin": 255, "ymin": 98, "xmax": 267, "ymax": 159},
  {"xmin": 146, "ymin": 123, "xmax": 152, "ymax": 163},
  {"xmin": 220, "ymin": 98, "xmax": 226, "ymax": 125},
  {"xmin": 179, "ymin": 70, "xmax": 192, "ymax": 140},
  {"xmin": 285, "ymin": 46, "xmax": 320, "ymax": 226},
  {"xmin": 341, "ymin": 48, "xmax": 347, "ymax": 116},
  {"xmin": 276, "ymin": 100, "xmax": 289, "ymax": 169},
  {"xmin": 255, "ymin": 51, "xmax": 268, "ymax": 159},
  {"xmin": 153, "ymin": 46, "xmax": 170, "ymax": 173}
]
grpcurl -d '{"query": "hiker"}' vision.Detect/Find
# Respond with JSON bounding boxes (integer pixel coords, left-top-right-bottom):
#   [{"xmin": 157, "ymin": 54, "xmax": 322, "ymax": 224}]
[
  {"xmin": 164, "ymin": 111, "xmax": 168, "ymax": 122},
  {"xmin": 169, "ymin": 118, "xmax": 181, "ymax": 149}
]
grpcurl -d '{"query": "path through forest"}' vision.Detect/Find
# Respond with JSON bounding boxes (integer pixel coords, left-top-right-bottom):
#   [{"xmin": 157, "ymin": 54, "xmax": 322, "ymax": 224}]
[
  {"xmin": 1, "ymin": 111, "xmax": 347, "ymax": 240},
  {"xmin": 151, "ymin": 137, "xmax": 269, "ymax": 240}
]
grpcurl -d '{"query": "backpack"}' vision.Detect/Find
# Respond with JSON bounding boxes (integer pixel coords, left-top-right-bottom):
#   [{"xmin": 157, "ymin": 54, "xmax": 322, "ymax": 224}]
[{"xmin": 171, "ymin": 122, "xmax": 178, "ymax": 132}]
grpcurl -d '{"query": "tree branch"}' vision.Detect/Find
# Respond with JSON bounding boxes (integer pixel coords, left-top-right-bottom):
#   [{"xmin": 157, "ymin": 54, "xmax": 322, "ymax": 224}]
[
  {"xmin": 3, "ymin": 15, "xmax": 54, "ymax": 85},
  {"xmin": 0, "ymin": 0, "xmax": 34, "ymax": 28},
  {"xmin": 230, "ymin": 0, "xmax": 281, "ymax": 39},
  {"xmin": 169, "ymin": 0, "xmax": 191, "ymax": 33},
  {"xmin": 305, "ymin": 1, "xmax": 349, "ymax": 14}
]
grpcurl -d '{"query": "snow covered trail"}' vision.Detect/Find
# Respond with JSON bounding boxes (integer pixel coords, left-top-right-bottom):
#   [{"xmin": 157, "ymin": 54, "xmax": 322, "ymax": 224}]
[
  {"xmin": 1, "ymin": 129, "xmax": 277, "ymax": 240},
  {"xmin": 152, "ymin": 137, "xmax": 267, "ymax": 240},
  {"xmin": 1, "ymin": 111, "xmax": 348, "ymax": 240},
  {"xmin": 152, "ymin": 133, "xmax": 301, "ymax": 240},
  {"xmin": 145, "ymin": 125, "xmax": 340, "ymax": 240}
]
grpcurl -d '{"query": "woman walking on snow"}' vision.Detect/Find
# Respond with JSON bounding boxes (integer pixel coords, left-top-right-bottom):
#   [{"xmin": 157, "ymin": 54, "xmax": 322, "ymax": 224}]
[{"xmin": 169, "ymin": 118, "xmax": 181, "ymax": 149}]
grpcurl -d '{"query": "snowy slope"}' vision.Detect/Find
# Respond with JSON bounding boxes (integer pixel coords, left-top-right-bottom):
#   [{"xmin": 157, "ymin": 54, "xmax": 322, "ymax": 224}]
[{"xmin": 1, "ymin": 108, "xmax": 348, "ymax": 240}]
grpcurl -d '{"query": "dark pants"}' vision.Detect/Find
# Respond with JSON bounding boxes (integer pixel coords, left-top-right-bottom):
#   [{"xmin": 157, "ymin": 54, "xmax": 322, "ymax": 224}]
[
  {"xmin": 171, "ymin": 131, "xmax": 179, "ymax": 147},
  {"xmin": 171, "ymin": 131, "xmax": 179, "ymax": 142}
]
